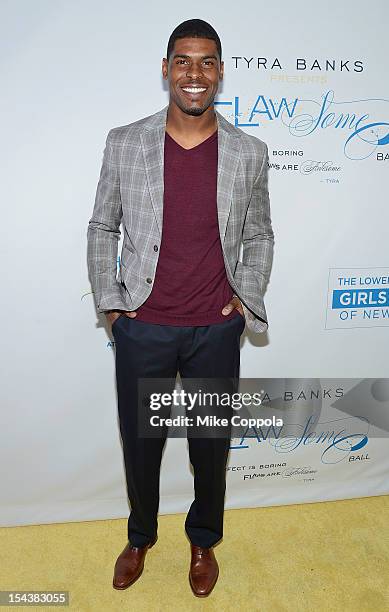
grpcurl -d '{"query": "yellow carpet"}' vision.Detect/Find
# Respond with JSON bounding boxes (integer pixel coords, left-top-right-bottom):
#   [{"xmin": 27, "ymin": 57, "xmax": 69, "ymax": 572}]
[{"xmin": 2, "ymin": 496, "xmax": 389, "ymax": 611}]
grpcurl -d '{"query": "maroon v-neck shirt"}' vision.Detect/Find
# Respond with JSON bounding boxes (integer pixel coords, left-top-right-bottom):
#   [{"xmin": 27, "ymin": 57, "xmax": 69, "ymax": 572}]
[{"xmin": 134, "ymin": 129, "xmax": 239, "ymax": 326}]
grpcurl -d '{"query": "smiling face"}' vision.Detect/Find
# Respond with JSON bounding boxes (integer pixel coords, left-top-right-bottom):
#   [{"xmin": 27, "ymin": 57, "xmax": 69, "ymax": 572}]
[{"xmin": 162, "ymin": 37, "xmax": 224, "ymax": 116}]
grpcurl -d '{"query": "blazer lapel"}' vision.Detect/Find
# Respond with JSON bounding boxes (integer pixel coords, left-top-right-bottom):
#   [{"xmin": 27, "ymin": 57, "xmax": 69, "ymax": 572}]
[
  {"xmin": 215, "ymin": 111, "xmax": 242, "ymax": 242},
  {"xmin": 140, "ymin": 107, "xmax": 167, "ymax": 237},
  {"xmin": 140, "ymin": 104, "xmax": 242, "ymax": 242}
]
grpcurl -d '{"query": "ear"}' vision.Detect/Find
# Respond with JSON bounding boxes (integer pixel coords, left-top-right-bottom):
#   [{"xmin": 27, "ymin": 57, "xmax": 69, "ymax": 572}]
[
  {"xmin": 219, "ymin": 60, "xmax": 224, "ymax": 80},
  {"xmin": 162, "ymin": 58, "xmax": 168, "ymax": 80}
]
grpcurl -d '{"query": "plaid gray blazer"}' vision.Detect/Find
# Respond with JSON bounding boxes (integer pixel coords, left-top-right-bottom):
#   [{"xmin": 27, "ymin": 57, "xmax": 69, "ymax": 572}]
[{"xmin": 87, "ymin": 104, "xmax": 274, "ymax": 334}]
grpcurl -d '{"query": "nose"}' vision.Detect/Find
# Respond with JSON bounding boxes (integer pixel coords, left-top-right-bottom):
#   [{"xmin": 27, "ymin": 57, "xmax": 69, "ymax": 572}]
[{"xmin": 186, "ymin": 62, "xmax": 203, "ymax": 80}]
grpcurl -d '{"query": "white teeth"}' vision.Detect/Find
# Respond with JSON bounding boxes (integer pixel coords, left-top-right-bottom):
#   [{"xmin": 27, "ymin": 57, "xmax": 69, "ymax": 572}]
[{"xmin": 182, "ymin": 87, "xmax": 206, "ymax": 93}]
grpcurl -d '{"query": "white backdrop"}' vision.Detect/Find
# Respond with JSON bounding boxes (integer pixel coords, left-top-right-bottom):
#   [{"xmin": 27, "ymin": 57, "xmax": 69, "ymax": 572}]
[{"xmin": 1, "ymin": 0, "xmax": 388, "ymax": 527}]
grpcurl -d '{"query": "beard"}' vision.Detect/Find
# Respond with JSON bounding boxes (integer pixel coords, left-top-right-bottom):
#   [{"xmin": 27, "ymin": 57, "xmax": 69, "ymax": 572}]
[
  {"xmin": 174, "ymin": 90, "xmax": 213, "ymax": 116},
  {"xmin": 184, "ymin": 106, "xmax": 205, "ymax": 116}
]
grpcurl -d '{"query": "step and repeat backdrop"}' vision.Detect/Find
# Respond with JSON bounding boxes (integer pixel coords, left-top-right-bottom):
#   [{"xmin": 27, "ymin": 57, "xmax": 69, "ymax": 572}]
[{"xmin": 1, "ymin": 1, "xmax": 388, "ymax": 526}]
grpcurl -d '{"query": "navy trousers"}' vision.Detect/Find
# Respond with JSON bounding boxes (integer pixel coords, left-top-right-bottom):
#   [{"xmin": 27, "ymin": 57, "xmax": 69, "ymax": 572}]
[{"xmin": 112, "ymin": 312, "xmax": 245, "ymax": 548}]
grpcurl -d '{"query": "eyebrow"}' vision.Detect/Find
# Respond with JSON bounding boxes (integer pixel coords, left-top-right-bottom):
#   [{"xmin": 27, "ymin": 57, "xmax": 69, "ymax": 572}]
[{"xmin": 172, "ymin": 54, "xmax": 218, "ymax": 61}]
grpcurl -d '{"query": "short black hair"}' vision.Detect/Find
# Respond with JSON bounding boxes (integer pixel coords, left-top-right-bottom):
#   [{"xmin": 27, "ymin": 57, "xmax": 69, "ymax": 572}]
[{"xmin": 166, "ymin": 19, "xmax": 222, "ymax": 62}]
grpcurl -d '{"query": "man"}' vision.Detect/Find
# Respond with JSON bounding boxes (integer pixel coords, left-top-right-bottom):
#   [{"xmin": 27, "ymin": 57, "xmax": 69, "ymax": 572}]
[{"xmin": 87, "ymin": 18, "xmax": 274, "ymax": 597}]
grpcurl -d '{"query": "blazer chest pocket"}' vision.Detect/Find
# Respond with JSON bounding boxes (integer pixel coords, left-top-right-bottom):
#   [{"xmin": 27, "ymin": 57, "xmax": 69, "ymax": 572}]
[{"xmin": 232, "ymin": 170, "xmax": 251, "ymax": 203}]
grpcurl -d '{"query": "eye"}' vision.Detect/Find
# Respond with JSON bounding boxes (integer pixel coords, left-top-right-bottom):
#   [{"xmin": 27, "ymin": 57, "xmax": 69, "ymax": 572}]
[{"xmin": 176, "ymin": 59, "xmax": 188, "ymax": 64}]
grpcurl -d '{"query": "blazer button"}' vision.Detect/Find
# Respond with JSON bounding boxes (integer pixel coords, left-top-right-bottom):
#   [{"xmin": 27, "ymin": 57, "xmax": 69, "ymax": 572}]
[
  {"xmin": 153, "ymin": 244, "xmax": 158, "ymax": 252},
  {"xmin": 146, "ymin": 277, "xmax": 153, "ymax": 284}
]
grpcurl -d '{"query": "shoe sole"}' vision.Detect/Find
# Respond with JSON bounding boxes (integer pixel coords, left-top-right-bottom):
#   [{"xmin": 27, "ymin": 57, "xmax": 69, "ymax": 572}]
[
  {"xmin": 188, "ymin": 566, "xmax": 219, "ymax": 598},
  {"xmin": 112, "ymin": 537, "xmax": 157, "ymax": 590}
]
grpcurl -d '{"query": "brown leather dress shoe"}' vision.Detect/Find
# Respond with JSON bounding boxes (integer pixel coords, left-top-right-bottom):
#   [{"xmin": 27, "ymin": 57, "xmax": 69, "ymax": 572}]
[
  {"xmin": 112, "ymin": 536, "xmax": 157, "ymax": 590},
  {"xmin": 189, "ymin": 544, "xmax": 219, "ymax": 597}
]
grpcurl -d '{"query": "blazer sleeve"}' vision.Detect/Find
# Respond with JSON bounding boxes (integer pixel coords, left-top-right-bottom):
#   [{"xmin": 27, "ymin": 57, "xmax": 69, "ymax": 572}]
[
  {"xmin": 239, "ymin": 141, "xmax": 275, "ymax": 331},
  {"xmin": 242, "ymin": 142, "xmax": 274, "ymax": 292},
  {"xmin": 86, "ymin": 130, "xmax": 127, "ymax": 313}
]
